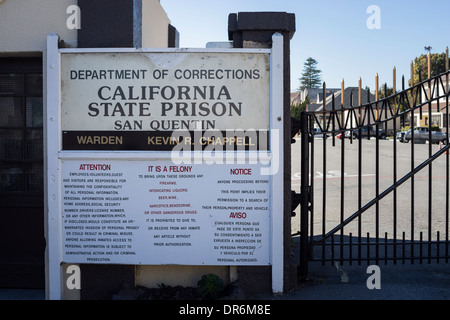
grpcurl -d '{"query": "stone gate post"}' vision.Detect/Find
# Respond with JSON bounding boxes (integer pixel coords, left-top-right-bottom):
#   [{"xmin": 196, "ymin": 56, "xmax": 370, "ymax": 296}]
[{"xmin": 228, "ymin": 11, "xmax": 297, "ymax": 295}]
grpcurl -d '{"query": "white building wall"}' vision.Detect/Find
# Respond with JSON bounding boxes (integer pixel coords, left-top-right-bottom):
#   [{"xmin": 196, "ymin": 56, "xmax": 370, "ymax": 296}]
[
  {"xmin": 141, "ymin": 0, "xmax": 170, "ymax": 48},
  {"xmin": 0, "ymin": 0, "xmax": 77, "ymax": 53}
]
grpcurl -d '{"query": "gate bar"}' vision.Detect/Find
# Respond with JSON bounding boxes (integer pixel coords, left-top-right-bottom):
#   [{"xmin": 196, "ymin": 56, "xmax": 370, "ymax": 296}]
[
  {"xmin": 313, "ymin": 144, "xmax": 450, "ymax": 244},
  {"xmin": 299, "ymin": 112, "xmax": 310, "ymax": 279}
]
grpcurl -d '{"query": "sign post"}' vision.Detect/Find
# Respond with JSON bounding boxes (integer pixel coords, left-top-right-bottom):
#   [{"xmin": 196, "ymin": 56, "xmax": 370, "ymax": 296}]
[{"xmin": 46, "ymin": 33, "xmax": 284, "ymax": 299}]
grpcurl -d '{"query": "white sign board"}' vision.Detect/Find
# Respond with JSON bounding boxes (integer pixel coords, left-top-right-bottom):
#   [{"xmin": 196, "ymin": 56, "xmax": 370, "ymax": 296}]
[
  {"xmin": 61, "ymin": 52, "xmax": 270, "ymax": 151},
  {"xmin": 46, "ymin": 33, "xmax": 284, "ymax": 298},
  {"xmin": 61, "ymin": 52, "xmax": 270, "ymax": 131},
  {"xmin": 62, "ymin": 161, "xmax": 270, "ymax": 265}
]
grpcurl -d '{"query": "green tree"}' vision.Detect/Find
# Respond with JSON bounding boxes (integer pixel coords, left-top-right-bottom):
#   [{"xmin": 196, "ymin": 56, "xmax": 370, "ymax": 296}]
[
  {"xmin": 299, "ymin": 57, "xmax": 322, "ymax": 89},
  {"xmin": 379, "ymin": 85, "xmax": 394, "ymax": 99},
  {"xmin": 411, "ymin": 51, "xmax": 449, "ymax": 85},
  {"xmin": 290, "ymin": 97, "xmax": 309, "ymax": 119}
]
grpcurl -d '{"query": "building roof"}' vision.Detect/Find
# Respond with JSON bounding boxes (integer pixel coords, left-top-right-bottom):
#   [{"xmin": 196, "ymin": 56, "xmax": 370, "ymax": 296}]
[
  {"xmin": 290, "ymin": 92, "xmax": 301, "ymax": 104},
  {"xmin": 308, "ymin": 87, "xmax": 375, "ymax": 112}
]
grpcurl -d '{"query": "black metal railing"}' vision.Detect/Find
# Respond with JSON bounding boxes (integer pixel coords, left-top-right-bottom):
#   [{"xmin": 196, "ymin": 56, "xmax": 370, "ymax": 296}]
[{"xmin": 298, "ymin": 69, "xmax": 450, "ymax": 278}]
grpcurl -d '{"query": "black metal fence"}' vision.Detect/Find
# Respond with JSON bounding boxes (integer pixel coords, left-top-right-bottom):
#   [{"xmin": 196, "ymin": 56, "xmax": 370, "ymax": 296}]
[{"xmin": 298, "ymin": 67, "xmax": 450, "ymax": 279}]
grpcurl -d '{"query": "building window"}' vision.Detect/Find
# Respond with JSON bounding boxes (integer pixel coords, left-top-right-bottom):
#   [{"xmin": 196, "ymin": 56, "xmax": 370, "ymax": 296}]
[
  {"xmin": 0, "ymin": 71, "xmax": 43, "ymax": 193},
  {"xmin": 431, "ymin": 114, "xmax": 441, "ymax": 127}
]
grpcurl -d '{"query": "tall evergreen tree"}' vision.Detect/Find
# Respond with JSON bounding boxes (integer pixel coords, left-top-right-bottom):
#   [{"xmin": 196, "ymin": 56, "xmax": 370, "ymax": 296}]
[{"xmin": 299, "ymin": 57, "xmax": 322, "ymax": 89}]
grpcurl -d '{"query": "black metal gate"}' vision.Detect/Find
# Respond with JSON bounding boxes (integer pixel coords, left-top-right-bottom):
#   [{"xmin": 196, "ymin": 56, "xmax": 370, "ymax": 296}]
[{"xmin": 298, "ymin": 69, "xmax": 450, "ymax": 279}]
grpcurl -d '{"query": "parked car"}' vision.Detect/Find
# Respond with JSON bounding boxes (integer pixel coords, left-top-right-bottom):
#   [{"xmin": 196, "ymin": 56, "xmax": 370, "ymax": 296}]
[
  {"xmin": 404, "ymin": 127, "xmax": 448, "ymax": 144},
  {"xmin": 312, "ymin": 128, "xmax": 330, "ymax": 139},
  {"xmin": 344, "ymin": 126, "xmax": 386, "ymax": 139},
  {"xmin": 336, "ymin": 133, "xmax": 343, "ymax": 140}
]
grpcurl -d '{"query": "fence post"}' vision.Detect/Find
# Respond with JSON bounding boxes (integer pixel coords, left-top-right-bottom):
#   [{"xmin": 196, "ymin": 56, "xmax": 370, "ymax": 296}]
[
  {"xmin": 299, "ymin": 111, "xmax": 310, "ymax": 280},
  {"xmin": 228, "ymin": 11, "xmax": 296, "ymax": 294}
]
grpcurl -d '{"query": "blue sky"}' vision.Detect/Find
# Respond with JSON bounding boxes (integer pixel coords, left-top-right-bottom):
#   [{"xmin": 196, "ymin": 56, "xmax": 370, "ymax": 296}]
[{"xmin": 161, "ymin": 0, "xmax": 450, "ymax": 93}]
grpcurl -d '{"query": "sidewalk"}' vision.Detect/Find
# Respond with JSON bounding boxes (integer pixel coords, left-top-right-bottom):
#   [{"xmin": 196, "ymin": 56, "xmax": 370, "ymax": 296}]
[
  {"xmin": 0, "ymin": 289, "xmax": 44, "ymax": 300},
  {"xmin": 260, "ymin": 261, "xmax": 450, "ymax": 300},
  {"xmin": 2, "ymin": 262, "xmax": 449, "ymax": 301}
]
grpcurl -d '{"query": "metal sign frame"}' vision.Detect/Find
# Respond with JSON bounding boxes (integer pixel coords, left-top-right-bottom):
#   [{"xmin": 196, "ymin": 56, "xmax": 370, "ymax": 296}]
[{"xmin": 46, "ymin": 32, "xmax": 284, "ymax": 299}]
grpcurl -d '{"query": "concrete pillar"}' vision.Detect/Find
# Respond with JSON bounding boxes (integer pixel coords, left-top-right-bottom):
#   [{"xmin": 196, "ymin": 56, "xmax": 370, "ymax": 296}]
[
  {"xmin": 77, "ymin": 0, "xmax": 179, "ymax": 48},
  {"xmin": 76, "ymin": 0, "xmax": 138, "ymax": 299},
  {"xmin": 77, "ymin": 0, "xmax": 135, "ymax": 48},
  {"xmin": 228, "ymin": 12, "xmax": 297, "ymax": 295}
]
